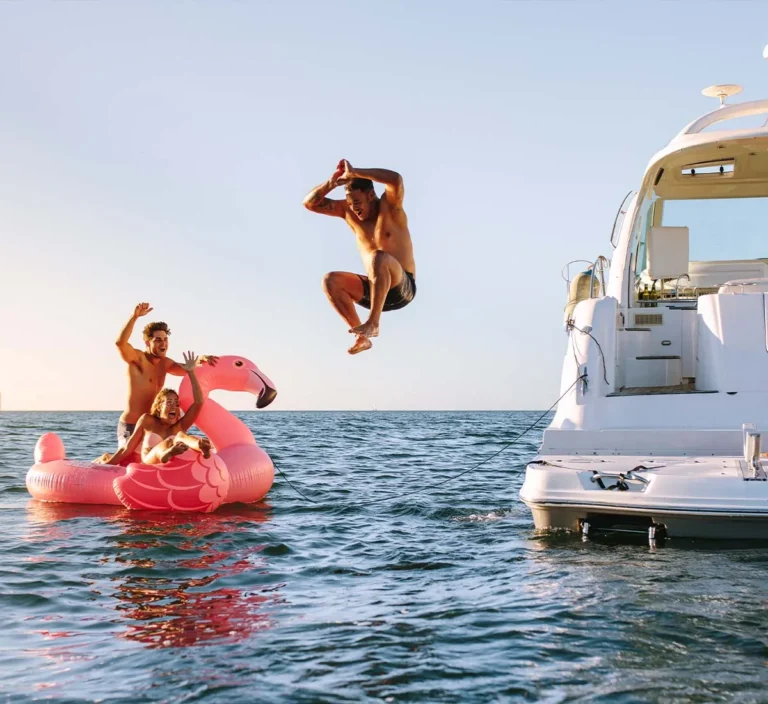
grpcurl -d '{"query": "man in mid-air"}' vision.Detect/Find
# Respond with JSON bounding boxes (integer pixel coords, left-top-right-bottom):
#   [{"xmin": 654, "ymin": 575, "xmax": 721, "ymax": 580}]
[{"xmin": 303, "ymin": 159, "xmax": 416, "ymax": 354}]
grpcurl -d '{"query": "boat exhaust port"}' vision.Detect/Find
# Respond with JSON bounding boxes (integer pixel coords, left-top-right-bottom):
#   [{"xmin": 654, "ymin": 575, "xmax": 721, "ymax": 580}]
[{"xmin": 580, "ymin": 517, "xmax": 668, "ymax": 546}]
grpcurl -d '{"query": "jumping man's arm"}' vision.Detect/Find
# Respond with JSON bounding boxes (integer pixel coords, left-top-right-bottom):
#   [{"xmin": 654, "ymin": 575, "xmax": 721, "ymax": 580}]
[
  {"xmin": 116, "ymin": 302, "xmax": 152, "ymax": 364},
  {"xmin": 342, "ymin": 163, "xmax": 404, "ymax": 205},
  {"xmin": 302, "ymin": 178, "xmax": 347, "ymax": 218}
]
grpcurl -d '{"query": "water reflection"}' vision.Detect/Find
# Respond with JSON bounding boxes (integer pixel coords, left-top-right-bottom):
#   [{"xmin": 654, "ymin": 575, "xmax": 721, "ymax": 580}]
[
  {"xmin": 25, "ymin": 501, "xmax": 282, "ymax": 649},
  {"xmin": 520, "ymin": 526, "xmax": 768, "ymax": 699}
]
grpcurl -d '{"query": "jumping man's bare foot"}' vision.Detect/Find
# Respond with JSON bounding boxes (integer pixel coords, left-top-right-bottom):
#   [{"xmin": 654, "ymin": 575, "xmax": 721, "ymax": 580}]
[
  {"xmin": 199, "ymin": 437, "xmax": 212, "ymax": 459},
  {"xmin": 160, "ymin": 441, "xmax": 188, "ymax": 463},
  {"xmin": 348, "ymin": 335, "xmax": 373, "ymax": 355},
  {"xmin": 349, "ymin": 321, "xmax": 379, "ymax": 338}
]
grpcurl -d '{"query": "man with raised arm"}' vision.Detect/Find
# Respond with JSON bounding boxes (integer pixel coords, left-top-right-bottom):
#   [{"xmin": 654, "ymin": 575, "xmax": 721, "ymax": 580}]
[
  {"xmin": 114, "ymin": 302, "xmax": 218, "ymax": 448},
  {"xmin": 303, "ymin": 159, "xmax": 417, "ymax": 355}
]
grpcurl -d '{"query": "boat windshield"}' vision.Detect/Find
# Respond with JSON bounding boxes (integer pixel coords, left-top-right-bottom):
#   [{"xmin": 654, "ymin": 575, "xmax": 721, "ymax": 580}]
[
  {"xmin": 662, "ymin": 197, "xmax": 768, "ymax": 261},
  {"xmin": 630, "ymin": 195, "xmax": 768, "ymax": 299}
]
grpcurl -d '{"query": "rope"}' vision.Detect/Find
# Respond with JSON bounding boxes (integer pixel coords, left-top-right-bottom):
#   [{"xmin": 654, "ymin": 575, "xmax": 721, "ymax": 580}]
[
  {"xmin": 272, "ymin": 374, "xmax": 586, "ymax": 507},
  {"xmin": 568, "ymin": 322, "xmax": 610, "ymax": 386}
]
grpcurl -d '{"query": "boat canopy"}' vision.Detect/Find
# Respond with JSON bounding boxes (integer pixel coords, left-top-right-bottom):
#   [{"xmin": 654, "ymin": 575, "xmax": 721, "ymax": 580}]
[{"xmin": 639, "ymin": 99, "xmax": 768, "ymax": 201}]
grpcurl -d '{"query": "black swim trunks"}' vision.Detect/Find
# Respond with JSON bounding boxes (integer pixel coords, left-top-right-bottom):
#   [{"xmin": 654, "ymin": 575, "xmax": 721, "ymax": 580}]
[
  {"xmin": 117, "ymin": 421, "xmax": 136, "ymax": 448},
  {"xmin": 357, "ymin": 271, "xmax": 416, "ymax": 312}
]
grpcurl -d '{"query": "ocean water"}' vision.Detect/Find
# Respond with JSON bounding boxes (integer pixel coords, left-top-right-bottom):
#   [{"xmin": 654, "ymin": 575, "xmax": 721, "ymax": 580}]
[{"xmin": 1, "ymin": 411, "xmax": 768, "ymax": 703}]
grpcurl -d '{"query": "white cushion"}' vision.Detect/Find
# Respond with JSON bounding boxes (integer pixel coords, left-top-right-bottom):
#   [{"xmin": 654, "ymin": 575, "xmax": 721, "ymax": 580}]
[
  {"xmin": 690, "ymin": 260, "xmax": 768, "ymax": 289},
  {"xmin": 718, "ymin": 278, "xmax": 768, "ymax": 294},
  {"xmin": 647, "ymin": 226, "xmax": 689, "ymax": 279}
]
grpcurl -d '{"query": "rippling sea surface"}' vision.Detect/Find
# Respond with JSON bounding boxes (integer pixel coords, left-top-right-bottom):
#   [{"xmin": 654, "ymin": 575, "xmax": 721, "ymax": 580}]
[{"xmin": 2, "ymin": 411, "xmax": 768, "ymax": 703}]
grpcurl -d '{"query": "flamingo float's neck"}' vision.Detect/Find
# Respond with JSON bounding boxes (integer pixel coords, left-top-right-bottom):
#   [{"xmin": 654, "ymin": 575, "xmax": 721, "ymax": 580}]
[{"xmin": 178, "ymin": 370, "xmax": 256, "ymax": 450}]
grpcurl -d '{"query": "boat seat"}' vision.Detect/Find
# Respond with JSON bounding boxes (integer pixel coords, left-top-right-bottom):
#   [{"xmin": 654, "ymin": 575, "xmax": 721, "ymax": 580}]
[
  {"xmin": 689, "ymin": 259, "xmax": 768, "ymax": 290},
  {"xmin": 647, "ymin": 226, "xmax": 689, "ymax": 279},
  {"xmin": 718, "ymin": 278, "xmax": 768, "ymax": 294}
]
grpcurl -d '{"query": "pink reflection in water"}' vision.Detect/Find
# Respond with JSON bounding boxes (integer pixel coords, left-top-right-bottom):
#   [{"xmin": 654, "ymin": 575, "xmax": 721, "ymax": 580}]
[{"xmin": 24, "ymin": 501, "xmax": 282, "ymax": 650}]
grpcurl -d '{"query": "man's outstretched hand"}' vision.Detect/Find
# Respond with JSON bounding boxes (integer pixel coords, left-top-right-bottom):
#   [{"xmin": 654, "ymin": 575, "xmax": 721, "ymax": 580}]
[
  {"xmin": 133, "ymin": 302, "xmax": 153, "ymax": 319},
  {"xmin": 181, "ymin": 350, "xmax": 199, "ymax": 372}
]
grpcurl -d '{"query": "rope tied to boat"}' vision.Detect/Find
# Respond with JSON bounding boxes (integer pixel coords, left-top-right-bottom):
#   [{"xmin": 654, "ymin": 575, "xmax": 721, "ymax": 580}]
[
  {"xmin": 567, "ymin": 321, "xmax": 610, "ymax": 386},
  {"xmin": 590, "ymin": 466, "xmax": 653, "ymax": 491},
  {"xmin": 592, "ymin": 471, "xmax": 629, "ymax": 491},
  {"xmin": 273, "ymin": 374, "xmax": 588, "ymax": 507}
]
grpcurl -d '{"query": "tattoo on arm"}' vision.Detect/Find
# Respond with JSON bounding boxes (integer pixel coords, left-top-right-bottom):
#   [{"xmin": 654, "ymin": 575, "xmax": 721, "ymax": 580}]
[
  {"xmin": 304, "ymin": 180, "xmax": 345, "ymax": 217},
  {"xmin": 304, "ymin": 179, "xmax": 335, "ymax": 207}
]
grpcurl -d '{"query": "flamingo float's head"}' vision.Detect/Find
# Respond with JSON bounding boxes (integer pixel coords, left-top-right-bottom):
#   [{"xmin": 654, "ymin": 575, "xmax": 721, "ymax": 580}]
[{"xmin": 206, "ymin": 356, "xmax": 277, "ymax": 409}]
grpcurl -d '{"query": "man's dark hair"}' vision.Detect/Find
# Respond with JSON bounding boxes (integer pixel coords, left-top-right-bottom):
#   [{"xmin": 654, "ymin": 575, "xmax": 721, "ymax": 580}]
[
  {"xmin": 347, "ymin": 178, "xmax": 374, "ymax": 192},
  {"xmin": 143, "ymin": 321, "xmax": 171, "ymax": 342}
]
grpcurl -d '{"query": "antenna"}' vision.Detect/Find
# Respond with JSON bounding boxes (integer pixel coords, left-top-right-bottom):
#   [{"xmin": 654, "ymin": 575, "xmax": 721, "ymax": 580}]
[{"xmin": 701, "ymin": 84, "xmax": 743, "ymax": 108}]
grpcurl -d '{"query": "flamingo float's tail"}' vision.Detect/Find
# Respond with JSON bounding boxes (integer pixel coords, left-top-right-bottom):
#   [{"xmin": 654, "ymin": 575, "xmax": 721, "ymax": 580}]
[
  {"xmin": 28, "ymin": 432, "xmax": 124, "ymax": 506},
  {"xmin": 34, "ymin": 433, "xmax": 66, "ymax": 463}
]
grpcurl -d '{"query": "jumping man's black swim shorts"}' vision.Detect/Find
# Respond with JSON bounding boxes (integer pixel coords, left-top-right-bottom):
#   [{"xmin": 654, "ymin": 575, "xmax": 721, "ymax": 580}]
[{"xmin": 357, "ymin": 271, "xmax": 416, "ymax": 312}]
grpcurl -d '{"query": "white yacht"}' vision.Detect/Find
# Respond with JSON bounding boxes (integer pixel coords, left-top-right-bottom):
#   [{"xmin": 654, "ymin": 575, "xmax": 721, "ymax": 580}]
[{"xmin": 520, "ymin": 84, "xmax": 768, "ymax": 541}]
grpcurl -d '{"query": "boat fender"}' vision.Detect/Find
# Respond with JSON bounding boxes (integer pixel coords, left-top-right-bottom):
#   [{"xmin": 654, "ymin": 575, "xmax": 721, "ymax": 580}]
[{"xmin": 564, "ymin": 269, "xmax": 600, "ymax": 323}]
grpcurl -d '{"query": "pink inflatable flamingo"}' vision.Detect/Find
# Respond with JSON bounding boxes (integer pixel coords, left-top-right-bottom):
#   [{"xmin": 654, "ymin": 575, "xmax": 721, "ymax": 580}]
[
  {"xmin": 177, "ymin": 355, "xmax": 277, "ymax": 504},
  {"xmin": 26, "ymin": 355, "xmax": 277, "ymax": 512},
  {"xmin": 27, "ymin": 434, "xmax": 230, "ymax": 512}
]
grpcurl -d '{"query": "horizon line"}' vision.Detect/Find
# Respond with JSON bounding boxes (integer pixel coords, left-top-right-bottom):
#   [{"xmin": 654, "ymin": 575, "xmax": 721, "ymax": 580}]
[{"xmin": 0, "ymin": 408, "xmax": 552, "ymax": 414}]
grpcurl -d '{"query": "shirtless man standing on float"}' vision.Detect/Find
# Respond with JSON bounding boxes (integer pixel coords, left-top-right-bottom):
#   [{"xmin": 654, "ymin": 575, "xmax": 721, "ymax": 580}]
[
  {"xmin": 114, "ymin": 302, "xmax": 218, "ymax": 448},
  {"xmin": 303, "ymin": 159, "xmax": 416, "ymax": 354}
]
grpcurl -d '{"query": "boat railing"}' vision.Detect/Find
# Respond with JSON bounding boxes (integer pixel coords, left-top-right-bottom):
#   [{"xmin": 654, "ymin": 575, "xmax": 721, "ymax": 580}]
[
  {"xmin": 674, "ymin": 274, "xmax": 692, "ymax": 299},
  {"xmin": 560, "ymin": 256, "xmax": 610, "ymax": 298},
  {"xmin": 588, "ymin": 256, "xmax": 610, "ymax": 299},
  {"xmin": 561, "ymin": 259, "xmax": 593, "ymax": 294},
  {"xmin": 609, "ymin": 191, "xmax": 635, "ymax": 249}
]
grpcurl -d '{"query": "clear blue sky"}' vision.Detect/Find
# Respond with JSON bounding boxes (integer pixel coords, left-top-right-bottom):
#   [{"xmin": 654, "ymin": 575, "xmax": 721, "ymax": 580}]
[{"xmin": 2, "ymin": 1, "xmax": 767, "ymax": 411}]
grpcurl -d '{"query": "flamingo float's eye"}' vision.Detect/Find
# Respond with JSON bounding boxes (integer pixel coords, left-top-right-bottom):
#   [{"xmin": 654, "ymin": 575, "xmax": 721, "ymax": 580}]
[{"xmin": 235, "ymin": 360, "xmax": 244, "ymax": 367}]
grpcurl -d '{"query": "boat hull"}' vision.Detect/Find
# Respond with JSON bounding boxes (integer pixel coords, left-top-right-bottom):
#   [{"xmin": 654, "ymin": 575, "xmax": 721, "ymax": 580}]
[{"xmin": 520, "ymin": 455, "xmax": 768, "ymax": 540}]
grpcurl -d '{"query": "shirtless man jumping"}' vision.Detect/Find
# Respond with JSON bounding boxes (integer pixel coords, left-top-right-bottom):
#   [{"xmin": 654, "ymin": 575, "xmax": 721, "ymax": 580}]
[
  {"xmin": 303, "ymin": 159, "xmax": 416, "ymax": 355},
  {"xmin": 114, "ymin": 302, "xmax": 218, "ymax": 448}
]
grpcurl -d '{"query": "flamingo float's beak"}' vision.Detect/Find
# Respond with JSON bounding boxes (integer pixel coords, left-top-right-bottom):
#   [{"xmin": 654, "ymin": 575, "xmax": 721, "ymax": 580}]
[{"xmin": 251, "ymin": 370, "xmax": 277, "ymax": 409}]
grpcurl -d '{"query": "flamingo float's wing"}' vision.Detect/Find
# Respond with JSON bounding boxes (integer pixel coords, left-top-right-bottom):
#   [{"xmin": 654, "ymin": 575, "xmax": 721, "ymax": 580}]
[{"xmin": 114, "ymin": 452, "xmax": 230, "ymax": 513}]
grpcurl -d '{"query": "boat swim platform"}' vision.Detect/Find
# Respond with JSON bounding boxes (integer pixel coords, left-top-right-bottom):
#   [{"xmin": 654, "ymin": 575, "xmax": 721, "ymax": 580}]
[{"xmin": 607, "ymin": 385, "xmax": 718, "ymax": 397}]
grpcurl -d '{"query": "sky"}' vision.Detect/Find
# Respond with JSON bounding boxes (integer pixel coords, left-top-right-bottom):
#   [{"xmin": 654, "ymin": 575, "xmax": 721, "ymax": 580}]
[{"xmin": 2, "ymin": 1, "xmax": 768, "ymax": 411}]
